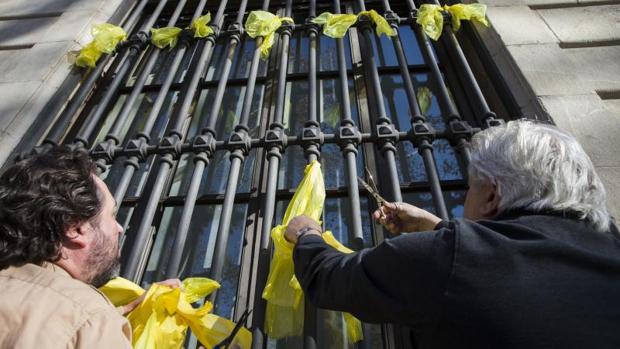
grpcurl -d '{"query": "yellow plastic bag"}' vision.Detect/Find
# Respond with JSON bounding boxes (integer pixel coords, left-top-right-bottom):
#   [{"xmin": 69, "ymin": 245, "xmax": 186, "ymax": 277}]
[
  {"xmin": 417, "ymin": 3, "xmax": 488, "ymax": 41},
  {"xmin": 190, "ymin": 13, "xmax": 214, "ymax": 38},
  {"xmin": 358, "ymin": 10, "xmax": 396, "ymax": 37},
  {"xmin": 150, "ymin": 27, "xmax": 183, "ymax": 49},
  {"xmin": 311, "ymin": 12, "xmax": 358, "ymax": 39},
  {"xmin": 262, "ymin": 161, "xmax": 363, "ymax": 343},
  {"xmin": 446, "ymin": 3, "xmax": 488, "ymax": 32},
  {"xmin": 244, "ymin": 10, "xmax": 294, "ymax": 60},
  {"xmin": 416, "ymin": 4, "xmax": 444, "ymax": 41},
  {"xmin": 76, "ymin": 23, "xmax": 127, "ymax": 68},
  {"xmin": 100, "ymin": 277, "xmax": 252, "ymax": 349}
]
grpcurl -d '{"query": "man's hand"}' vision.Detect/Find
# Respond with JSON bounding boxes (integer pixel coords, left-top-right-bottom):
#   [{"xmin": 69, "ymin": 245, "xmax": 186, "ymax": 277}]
[
  {"xmin": 284, "ymin": 215, "xmax": 323, "ymax": 244},
  {"xmin": 117, "ymin": 278, "xmax": 182, "ymax": 315},
  {"xmin": 372, "ymin": 202, "xmax": 441, "ymax": 235}
]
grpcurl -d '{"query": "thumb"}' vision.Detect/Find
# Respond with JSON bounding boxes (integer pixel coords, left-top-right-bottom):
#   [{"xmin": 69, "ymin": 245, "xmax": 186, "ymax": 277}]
[{"xmin": 382, "ymin": 201, "xmax": 399, "ymax": 212}]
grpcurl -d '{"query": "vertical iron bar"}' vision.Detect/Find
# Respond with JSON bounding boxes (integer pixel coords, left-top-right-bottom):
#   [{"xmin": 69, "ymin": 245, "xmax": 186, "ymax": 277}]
[
  {"xmin": 165, "ymin": 0, "xmax": 250, "ymax": 279},
  {"xmin": 121, "ymin": 0, "xmax": 230, "ymax": 282},
  {"xmin": 250, "ymin": 0, "xmax": 290, "ymax": 346},
  {"xmin": 74, "ymin": 0, "xmax": 171, "ymax": 148},
  {"xmin": 41, "ymin": 0, "xmax": 149, "ymax": 146},
  {"xmin": 207, "ymin": 0, "xmax": 270, "ymax": 304},
  {"xmin": 335, "ymin": 0, "xmax": 364, "ymax": 249},
  {"xmin": 383, "ymin": 4, "xmax": 449, "ymax": 220},
  {"xmin": 356, "ymin": 1, "xmax": 402, "ymax": 203}
]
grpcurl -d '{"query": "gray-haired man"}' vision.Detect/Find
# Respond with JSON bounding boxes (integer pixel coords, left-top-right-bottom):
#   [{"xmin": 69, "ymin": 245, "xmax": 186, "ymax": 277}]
[{"xmin": 285, "ymin": 120, "xmax": 620, "ymax": 349}]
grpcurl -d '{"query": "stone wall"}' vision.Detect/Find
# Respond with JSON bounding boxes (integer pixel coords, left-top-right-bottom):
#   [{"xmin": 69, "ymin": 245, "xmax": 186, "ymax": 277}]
[
  {"xmin": 471, "ymin": 0, "xmax": 620, "ymax": 220},
  {"xmin": 0, "ymin": 0, "xmax": 129, "ymax": 166}
]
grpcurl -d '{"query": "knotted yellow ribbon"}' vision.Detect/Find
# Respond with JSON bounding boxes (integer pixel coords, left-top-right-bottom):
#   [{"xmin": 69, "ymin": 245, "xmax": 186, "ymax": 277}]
[
  {"xmin": 100, "ymin": 277, "xmax": 252, "ymax": 349},
  {"xmin": 150, "ymin": 27, "xmax": 183, "ymax": 49},
  {"xmin": 311, "ymin": 12, "xmax": 358, "ymax": 38},
  {"xmin": 262, "ymin": 160, "xmax": 363, "ymax": 343},
  {"xmin": 416, "ymin": 3, "xmax": 488, "ymax": 41},
  {"xmin": 311, "ymin": 10, "xmax": 396, "ymax": 39},
  {"xmin": 190, "ymin": 13, "xmax": 214, "ymax": 38},
  {"xmin": 358, "ymin": 9, "xmax": 397, "ymax": 37},
  {"xmin": 244, "ymin": 10, "xmax": 294, "ymax": 60},
  {"xmin": 150, "ymin": 13, "xmax": 214, "ymax": 49},
  {"xmin": 76, "ymin": 23, "xmax": 127, "ymax": 68}
]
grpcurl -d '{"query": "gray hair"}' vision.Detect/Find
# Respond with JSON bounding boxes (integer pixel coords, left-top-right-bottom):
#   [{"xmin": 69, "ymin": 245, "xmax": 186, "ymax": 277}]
[{"xmin": 468, "ymin": 120, "xmax": 611, "ymax": 232}]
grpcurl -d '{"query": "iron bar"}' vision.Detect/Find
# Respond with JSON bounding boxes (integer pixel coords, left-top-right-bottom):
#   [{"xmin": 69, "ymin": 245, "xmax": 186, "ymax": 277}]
[
  {"xmin": 121, "ymin": 0, "xmax": 230, "ymax": 282},
  {"xmin": 73, "ymin": 0, "xmax": 171, "ymax": 148},
  {"xmin": 110, "ymin": 0, "xmax": 210, "ymax": 206},
  {"xmin": 165, "ymin": 0, "xmax": 250, "ymax": 280},
  {"xmin": 41, "ymin": 0, "xmax": 149, "ymax": 146},
  {"xmin": 383, "ymin": 5, "xmax": 449, "ymax": 220}
]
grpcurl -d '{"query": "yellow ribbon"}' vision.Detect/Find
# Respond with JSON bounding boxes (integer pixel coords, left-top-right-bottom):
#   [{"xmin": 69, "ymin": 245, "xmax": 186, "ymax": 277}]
[
  {"xmin": 244, "ymin": 10, "xmax": 294, "ymax": 60},
  {"xmin": 416, "ymin": 3, "xmax": 488, "ymax": 41},
  {"xmin": 76, "ymin": 23, "xmax": 127, "ymax": 68},
  {"xmin": 100, "ymin": 277, "xmax": 252, "ymax": 349},
  {"xmin": 262, "ymin": 161, "xmax": 363, "ymax": 343},
  {"xmin": 149, "ymin": 13, "xmax": 213, "ymax": 49},
  {"xmin": 150, "ymin": 27, "xmax": 183, "ymax": 49},
  {"xmin": 311, "ymin": 12, "xmax": 358, "ymax": 38},
  {"xmin": 358, "ymin": 9, "xmax": 397, "ymax": 37},
  {"xmin": 312, "ymin": 10, "xmax": 396, "ymax": 39},
  {"xmin": 190, "ymin": 13, "xmax": 214, "ymax": 38}
]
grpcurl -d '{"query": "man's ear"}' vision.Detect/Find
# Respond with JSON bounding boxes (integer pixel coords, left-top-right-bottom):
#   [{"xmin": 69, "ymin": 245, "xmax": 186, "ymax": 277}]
[
  {"xmin": 480, "ymin": 182, "xmax": 500, "ymax": 218},
  {"xmin": 63, "ymin": 222, "xmax": 90, "ymax": 249}
]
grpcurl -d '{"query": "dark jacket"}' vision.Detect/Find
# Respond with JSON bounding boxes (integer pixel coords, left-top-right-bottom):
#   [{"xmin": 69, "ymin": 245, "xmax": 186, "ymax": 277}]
[{"xmin": 293, "ymin": 211, "xmax": 620, "ymax": 348}]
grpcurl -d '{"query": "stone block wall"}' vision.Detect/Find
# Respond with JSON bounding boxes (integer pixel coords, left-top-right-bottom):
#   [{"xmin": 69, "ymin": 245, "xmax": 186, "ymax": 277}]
[{"xmin": 471, "ymin": 0, "xmax": 620, "ymax": 220}]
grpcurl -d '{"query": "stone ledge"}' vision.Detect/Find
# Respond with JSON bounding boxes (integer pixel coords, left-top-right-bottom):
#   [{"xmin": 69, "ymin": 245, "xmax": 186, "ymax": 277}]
[{"xmin": 486, "ymin": 6, "xmax": 559, "ymax": 45}]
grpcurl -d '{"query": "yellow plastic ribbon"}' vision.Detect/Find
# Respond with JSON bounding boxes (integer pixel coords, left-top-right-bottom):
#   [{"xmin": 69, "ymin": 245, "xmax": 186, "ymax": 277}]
[
  {"xmin": 358, "ymin": 10, "xmax": 396, "ymax": 37},
  {"xmin": 190, "ymin": 13, "xmax": 214, "ymax": 38},
  {"xmin": 100, "ymin": 277, "xmax": 252, "ymax": 349},
  {"xmin": 416, "ymin": 3, "xmax": 488, "ymax": 41},
  {"xmin": 417, "ymin": 86, "xmax": 432, "ymax": 115},
  {"xmin": 262, "ymin": 161, "xmax": 363, "ymax": 343},
  {"xmin": 150, "ymin": 27, "xmax": 183, "ymax": 49},
  {"xmin": 76, "ymin": 23, "xmax": 127, "ymax": 68},
  {"xmin": 244, "ymin": 10, "xmax": 294, "ymax": 60},
  {"xmin": 311, "ymin": 12, "xmax": 358, "ymax": 39}
]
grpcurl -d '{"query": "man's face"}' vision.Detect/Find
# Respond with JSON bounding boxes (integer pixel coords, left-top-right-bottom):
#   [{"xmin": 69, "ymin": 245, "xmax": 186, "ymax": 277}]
[{"xmin": 87, "ymin": 176, "xmax": 124, "ymax": 287}]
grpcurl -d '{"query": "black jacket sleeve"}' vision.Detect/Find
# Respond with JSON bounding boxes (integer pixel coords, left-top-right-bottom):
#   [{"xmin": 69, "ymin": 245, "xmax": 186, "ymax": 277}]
[{"xmin": 293, "ymin": 225, "xmax": 456, "ymax": 327}]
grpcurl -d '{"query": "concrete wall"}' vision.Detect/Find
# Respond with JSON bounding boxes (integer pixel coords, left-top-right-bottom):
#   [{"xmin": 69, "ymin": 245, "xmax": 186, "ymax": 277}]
[
  {"xmin": 0, "ymin": 0, "xmax": 128, "ymax": 166},
  {"xmin": 471, "ymin": 0, "xmax": 620, "ymax": 220}
]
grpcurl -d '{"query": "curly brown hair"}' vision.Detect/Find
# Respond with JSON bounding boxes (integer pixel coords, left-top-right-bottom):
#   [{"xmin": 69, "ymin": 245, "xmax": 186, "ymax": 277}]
[{"xmin": 0, "ymin": 145, "xmax": 101, "ymax": 270}]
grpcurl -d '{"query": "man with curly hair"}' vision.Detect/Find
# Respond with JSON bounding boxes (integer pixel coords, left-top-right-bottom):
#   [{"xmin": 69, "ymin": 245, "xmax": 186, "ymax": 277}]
[{"xmin": 0, "ymin": 146, "xmax": 176, "ymax": 348}]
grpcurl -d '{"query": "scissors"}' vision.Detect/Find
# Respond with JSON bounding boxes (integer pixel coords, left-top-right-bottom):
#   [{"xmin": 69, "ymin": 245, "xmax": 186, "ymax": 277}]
[
  {"xmin": 358, "ymin": 167, "xmax": 387, "ymax": 210},
  {"xmin": 213, "ymin": 309, "xmax": 252, "ymax": 349}
]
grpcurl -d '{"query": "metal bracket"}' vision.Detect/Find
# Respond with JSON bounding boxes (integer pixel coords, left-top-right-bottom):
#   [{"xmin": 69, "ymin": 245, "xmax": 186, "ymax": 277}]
[
  {"xmin": 409, "ymin": 122, "xmax": 436, "ymax": 148},
  {"xmin": 158, "ymin": 136, "xmax": 183, "ymax": 158},
  {"xmin": 228, "ymin": 129, "xmax": 251, "ymax": 157},
  {"xmin": 447, "ymin": 120, "xmax": 474, "ymax": 143},
  {"xmin": 301, "ymin": 124, "xmax": 323, "ymax": 158},
  {"xmin": 91, "ymin": 140, "xmax": 116, "ymax": 163},
  {"xmin": 124, "ymin": 138, "xmax": 149, "ymax": 162},
  {"xmin": 376, "ymin": 123, "xmax": 399, "ymax": 154},
  {"xmin": 383, "ymin": 10, "xmax": 400, "ymax": 27},
  {"xmin": 192, "ymin": 133, "xmax": 216, "ymax": 156},
  {"xmin": 264, "ymin": 123, "xmax": 287, "ymax": 150}
]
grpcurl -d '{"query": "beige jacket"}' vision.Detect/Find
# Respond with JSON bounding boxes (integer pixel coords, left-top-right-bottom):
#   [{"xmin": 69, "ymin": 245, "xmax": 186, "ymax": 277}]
[{"xmin": 0, "ymin": 263, "xmax": 132, "ymax": 349}]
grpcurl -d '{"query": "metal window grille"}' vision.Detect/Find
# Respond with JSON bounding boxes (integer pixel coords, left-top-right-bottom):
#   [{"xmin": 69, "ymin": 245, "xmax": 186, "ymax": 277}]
[{"xmin": 24, "ymin": 0, "xmax": 508, "ymax": 348}]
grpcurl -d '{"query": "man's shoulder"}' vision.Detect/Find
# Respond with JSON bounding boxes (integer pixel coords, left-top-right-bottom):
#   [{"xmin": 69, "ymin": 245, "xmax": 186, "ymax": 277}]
[{"xmin": 0, "ymin": 263, "xmax": 116, "ymax": 315}]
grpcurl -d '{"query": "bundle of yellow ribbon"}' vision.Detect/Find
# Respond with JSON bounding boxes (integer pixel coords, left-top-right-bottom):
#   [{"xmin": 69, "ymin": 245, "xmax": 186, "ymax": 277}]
[
  {"xmin": 416, "ymin": 3, "xmax": 489, "ymax": 40},
  {"xmin": 244, "ymin": 10, "xmax": 294, "ymax": 60},
  {"xmin": 311, "ymin": 9, "xmax": 396, "ymax": 39},
  {"xmin": 150, "ymin": 13, "xmax": 214, "ymax": 49},
  {"xmin": 262, "ymin": 160, "xmax": 363, "ymax": 343},
  {"xmin": 100, "ymin": 277, "xmax": 251, "ymax": 349},
  {"xmin": 75, "ymin": 23, "xmax": 127, "ymax": 68}
]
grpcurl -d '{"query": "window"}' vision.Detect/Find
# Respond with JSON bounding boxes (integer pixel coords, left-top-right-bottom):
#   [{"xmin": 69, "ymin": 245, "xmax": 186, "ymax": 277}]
[{"xmin": 32, "ymin": 0, "xmax": 506, "ymax": 348}]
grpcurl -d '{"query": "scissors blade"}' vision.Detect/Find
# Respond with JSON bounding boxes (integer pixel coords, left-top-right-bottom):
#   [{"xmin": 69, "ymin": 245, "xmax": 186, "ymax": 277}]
[{"xmin": 357, "ymin": 176, "xmax": 386, "ymax": 206}]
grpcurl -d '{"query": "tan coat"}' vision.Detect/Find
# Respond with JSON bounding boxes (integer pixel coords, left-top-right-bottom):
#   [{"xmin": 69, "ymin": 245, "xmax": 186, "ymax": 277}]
[{"xmin": 0, "ymin": 263, "xmax": 132, "ymax": 349}]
